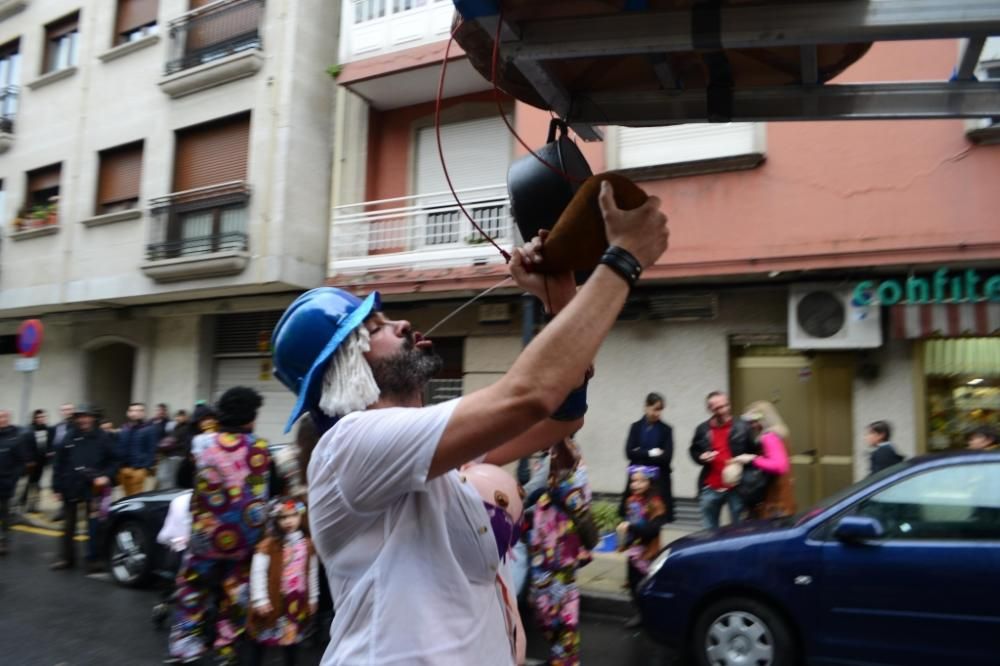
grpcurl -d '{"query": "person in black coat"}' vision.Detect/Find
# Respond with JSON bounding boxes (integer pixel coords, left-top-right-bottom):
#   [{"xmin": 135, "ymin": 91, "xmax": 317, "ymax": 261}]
[
  {"xmin": 620, "ymin": 392, "xmax": 675, "ymax": 522},
  {"xmin": 51, "ymin": 405, "xmax": 118, "ymax": 571},
  {"xmin": 866, "ymin": 420, "xmax": 904, "ymax": 475},
  {"xmin": 0, "ymin": 409, "xmax": 27, "ymax": 555},
  {"xmin": 19, "ymin": 409, "xmax": 54, "ymax": 513}
]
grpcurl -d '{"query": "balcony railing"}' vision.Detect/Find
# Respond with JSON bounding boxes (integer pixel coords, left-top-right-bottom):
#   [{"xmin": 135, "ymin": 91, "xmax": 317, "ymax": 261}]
[
  {"xmin": 147, "ymin": 181, "xmax": 251, "ymax": 261},
  {"xmin": 0, "ymin": 85, "xmax": 18, "ymax": 134},
  {"xmin": 330, "ymin": 184, "xmax": 517, "ymax": 272},
  {"xmin": 165, "ymin": 0, "xmax": 263, "ymax": 75},
  {"xmin": 341, "ymin": 0, "xmax": 452, "ymax": 62}
]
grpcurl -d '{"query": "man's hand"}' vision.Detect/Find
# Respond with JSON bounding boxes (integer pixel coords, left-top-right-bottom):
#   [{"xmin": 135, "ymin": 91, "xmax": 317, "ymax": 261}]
[
  {"xmin": 54, "ymin": 493, "xmax": 62, "ymax": 502},
  {"xmin": 648, "ymin": 447, "xmax": 663, "ymax": 458},
  {"xmin": 94, "ymin": 476, "xmax": 110, "ymax": 487},
  {"xmin": 699, "ymin": 451, "xmax": 718, "ymax": 463},
  {"xmin": 509, "ymin": 231, "xmax": 576, "ymax": 314},
  {"xmin": 598, "ymin": 181, "xmax": 669, "ymax": 269}
]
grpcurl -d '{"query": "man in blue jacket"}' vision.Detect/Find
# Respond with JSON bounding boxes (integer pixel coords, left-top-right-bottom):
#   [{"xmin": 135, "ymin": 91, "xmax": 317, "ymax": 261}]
[
  {"xmin": 621, "ymin": 392, "xmax": 675, "ymax": 522},
  {"xmin": 117, "ymin": 402, "xmax": 157, "ymax": 496}
]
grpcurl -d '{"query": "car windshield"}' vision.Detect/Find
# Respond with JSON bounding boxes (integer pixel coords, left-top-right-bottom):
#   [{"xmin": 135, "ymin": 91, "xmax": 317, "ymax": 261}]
[{"xmin": 792, "ymin": 462, "xmax": 905, "ymax": 526}]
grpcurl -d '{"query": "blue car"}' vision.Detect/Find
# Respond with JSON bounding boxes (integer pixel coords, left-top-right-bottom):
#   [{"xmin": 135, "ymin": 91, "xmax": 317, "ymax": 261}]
[{"xmin": 638, "ymin": 450, "xmax": 1000, "ymax": 666}]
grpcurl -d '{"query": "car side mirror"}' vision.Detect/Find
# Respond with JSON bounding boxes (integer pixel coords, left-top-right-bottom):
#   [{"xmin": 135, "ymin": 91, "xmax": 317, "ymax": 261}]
[{"xmin": 834, "ymin": 515, "xmax": 885, "ymax": 543}]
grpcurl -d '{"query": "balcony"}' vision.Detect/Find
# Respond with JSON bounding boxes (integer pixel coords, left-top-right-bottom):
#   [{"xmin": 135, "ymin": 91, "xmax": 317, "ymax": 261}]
[
  {"xmin": 0, "ymin": 86, "xmax": 17, "ymax": 154},
  {"xmin": 341, "ymin": 0, "xmax": 453, "ymax": 63},
  {"xmin": 330, "ymin": 185, "xmax": 517, "ymax": 274},
  {"xmin": 159, "ymin": 0, "xmax": 263, "ymax": 98},
  {"xmin": 141, "ymin": 181, "xmax": 251, "ymax": 282}
]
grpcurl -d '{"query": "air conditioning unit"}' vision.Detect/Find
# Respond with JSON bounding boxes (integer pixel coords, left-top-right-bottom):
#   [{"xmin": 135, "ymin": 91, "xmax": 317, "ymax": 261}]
[{"xmin": 788, "ymin": 284, "xmax": 882, "ymax": 350}]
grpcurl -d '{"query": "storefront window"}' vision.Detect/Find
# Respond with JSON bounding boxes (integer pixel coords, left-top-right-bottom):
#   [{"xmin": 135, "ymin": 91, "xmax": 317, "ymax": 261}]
[{"xmin": 925, "ymin": 338, "xmax": 1000, "ymax": 451}]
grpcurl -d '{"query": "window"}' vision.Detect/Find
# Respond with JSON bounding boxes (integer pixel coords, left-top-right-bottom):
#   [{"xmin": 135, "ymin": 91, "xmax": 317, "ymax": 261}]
[
  {"xmin": 115, "ymin": 0, "xmax": 158, "ymax": 45},
  {"xmin": 158, "ymin": 113, "xmax": 251, "ymax": 255},
  {"xmin": 44, "ymin": 12, "xmax": 80, "ymax": 74},
  {"xmin": 355, "ymin": 0, "xmax": 386, "ymax": 23},
  {"xmin": 26, "ymin": 164, "xmax": 60, "ymax": 208},
  {"xmin": 97, "ymin": 142, "xmax": 143, "ymax": 214},
  {"xmin": 610, "ymin": 123, "xmax": 763, "ymax": 176},
  {"xmin": 855, "ymin": 464, "xmax": 1000, "ymax": 541},
  {"xmin": 24, "ymin": 163, "xmax": 61, "ymax": 226},
  {"xmin": 0, "ymin": 39, "xmax": 20, "ymax": 128}
]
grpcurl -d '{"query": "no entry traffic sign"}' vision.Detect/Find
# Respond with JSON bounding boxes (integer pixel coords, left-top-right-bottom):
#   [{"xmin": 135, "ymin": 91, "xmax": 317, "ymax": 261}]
[{"xmin": 16, "ymin": 319, "xmax": 44, "ymax": 358}]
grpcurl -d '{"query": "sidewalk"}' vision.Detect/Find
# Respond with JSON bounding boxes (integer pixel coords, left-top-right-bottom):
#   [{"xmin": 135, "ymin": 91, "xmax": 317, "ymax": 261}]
[{"xmin": 577, "ymin": 526, "xmax": 697, "ymax": 617}]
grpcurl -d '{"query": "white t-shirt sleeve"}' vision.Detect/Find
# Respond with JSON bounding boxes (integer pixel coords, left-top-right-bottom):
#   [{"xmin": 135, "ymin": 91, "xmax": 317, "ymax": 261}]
[
  {"xmin": 250, "ymin": 552, "xmax": 271, "ymax": 608},
  {"xmin": 333, "ymin": 398, "xmax": 461, "ymax": 514}
]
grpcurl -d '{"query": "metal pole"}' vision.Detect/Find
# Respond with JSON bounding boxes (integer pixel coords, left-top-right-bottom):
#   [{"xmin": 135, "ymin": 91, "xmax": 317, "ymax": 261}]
[
  {"xmin": 19, "ymin": 370, "xmax": 33, "ymax": 426},
  {"xmin": 517, "ymin": 293, "xmax": 537, "ymax": 485}
]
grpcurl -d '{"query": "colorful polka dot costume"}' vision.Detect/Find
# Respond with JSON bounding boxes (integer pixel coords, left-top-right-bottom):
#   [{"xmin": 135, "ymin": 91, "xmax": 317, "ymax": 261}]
[{"xmin": 189, "ymin": 432, "xmax": 271, "ymax": 560}]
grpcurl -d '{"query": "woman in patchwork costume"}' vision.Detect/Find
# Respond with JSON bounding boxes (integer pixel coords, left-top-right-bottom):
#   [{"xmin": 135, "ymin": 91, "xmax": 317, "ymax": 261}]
[
  {"xmin": 166, "ymin": 387, "xmax": 271, "ymax": 666},
  {"xmin": 528, "ymin": 438, "xmax": 593, "ymax": 666}
]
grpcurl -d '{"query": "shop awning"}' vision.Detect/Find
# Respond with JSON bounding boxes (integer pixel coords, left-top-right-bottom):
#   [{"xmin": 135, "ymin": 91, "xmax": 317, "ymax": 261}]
[
  {"xmin": 893, "ymin": 303, "xmax": 1000, "ymax": 339},
  {"xmin": 924, "ymin": 338, "xmax": 1000, "ymax": 377}
]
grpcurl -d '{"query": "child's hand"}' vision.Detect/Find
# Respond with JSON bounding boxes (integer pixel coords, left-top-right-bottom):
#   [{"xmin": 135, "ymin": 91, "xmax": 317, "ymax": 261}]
[{"xmin": 254, "ymin": 603, "xmax": 273, "ymax": 616}]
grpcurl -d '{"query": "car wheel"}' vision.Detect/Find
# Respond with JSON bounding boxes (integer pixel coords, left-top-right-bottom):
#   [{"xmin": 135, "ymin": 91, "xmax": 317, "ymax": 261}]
[
  {"xmin": 693, "ymin": 597, "xmax": 795, "ymax": 666},
  {"xmin": 109, "ymin": 521, "xmax": 152, "ymax": 588}
]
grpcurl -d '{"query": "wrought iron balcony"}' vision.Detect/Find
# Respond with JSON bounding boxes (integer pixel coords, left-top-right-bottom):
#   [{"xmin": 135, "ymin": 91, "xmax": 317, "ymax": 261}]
[
  {"xmin": 330, "ymin": 184, "xmax": 516, "ymax": 273},
  {"xmin": 165, "ymin": 0, "xmax": 263, "ymax": 75},
  {"xmin": 147, "ymin": 181, "xmax": 250, "ymax": 261}
]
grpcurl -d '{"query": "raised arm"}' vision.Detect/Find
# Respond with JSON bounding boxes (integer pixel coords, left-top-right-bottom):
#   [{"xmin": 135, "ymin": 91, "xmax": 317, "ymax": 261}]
[{"xmin": 431, "ymin": 183, "xmax": 669, "ymax": 478}]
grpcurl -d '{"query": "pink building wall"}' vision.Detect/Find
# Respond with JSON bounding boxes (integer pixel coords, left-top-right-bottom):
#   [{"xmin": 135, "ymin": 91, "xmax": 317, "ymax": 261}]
[{"xmin": 361, "ymin": 39, "xmax": 1000, "ymax": 281}]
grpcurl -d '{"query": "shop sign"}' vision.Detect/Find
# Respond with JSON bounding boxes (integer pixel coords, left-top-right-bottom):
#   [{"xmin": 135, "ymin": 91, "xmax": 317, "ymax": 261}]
[{"xmin": 853, "ymin": 268, "xmax": 1000, "ymax": 306}]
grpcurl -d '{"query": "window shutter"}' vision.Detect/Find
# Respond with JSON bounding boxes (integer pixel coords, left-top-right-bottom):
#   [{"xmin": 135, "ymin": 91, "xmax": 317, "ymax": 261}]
[
  {"xmin": 174, "ymin": 114, "xmax": 251, "ymax": 192},
  {"xmin": 116, "ymin": 0, "xmax": 158, "ymax": 37},
  {"xmin": 615, "ymin": 123, "xmax": 757, "ymax": 170},
  {"xmin": 415, "ymin": 116, "xmax": 511, "ymax": 200},
  {"xmin": 98, "ymin": 143, "xmax": 143, "ymax": 207},
  {"xmin": 28, "ymin": 164, "xmax": 61, "ymax": 193},
  {"xmin": 46, "ymin": 13, "xmax": 80, "ymax": 41}
]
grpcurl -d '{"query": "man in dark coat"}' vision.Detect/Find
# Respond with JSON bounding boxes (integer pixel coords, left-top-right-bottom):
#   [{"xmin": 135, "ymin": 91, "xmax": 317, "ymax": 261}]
[
  {"xmin": 20, "ymin": 409, "xmax": 53, "ymax": 513},
  {"xmin": 51, "ymin": 405, "xmax": 118, "ymax": 571},
  {"xmin": 0, "ymin": 409, "xmax": 27, "ymax": 555},
  {"xmin": 620, "ymin": 392, "xmax": 675, "ymax": 522}
]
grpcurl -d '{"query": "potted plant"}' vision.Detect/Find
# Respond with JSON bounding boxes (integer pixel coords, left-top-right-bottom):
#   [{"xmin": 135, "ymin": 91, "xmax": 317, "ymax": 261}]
[
  {"xmin": 591, "ymin": 500, "xmax": 623, "ymax": 552},
  {"xmin": 29, "ymin": 204, "xmax": 49, "ymax": 229},
  {"xmin": 45, "ymin": 196, "xmax": 59, "ymax": 226}
]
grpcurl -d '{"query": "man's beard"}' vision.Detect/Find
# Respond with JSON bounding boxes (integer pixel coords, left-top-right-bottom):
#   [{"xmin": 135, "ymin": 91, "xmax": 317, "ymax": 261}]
[{"xmin": 369, "ymin": 335, "xmax": 443, "ymax": 401}]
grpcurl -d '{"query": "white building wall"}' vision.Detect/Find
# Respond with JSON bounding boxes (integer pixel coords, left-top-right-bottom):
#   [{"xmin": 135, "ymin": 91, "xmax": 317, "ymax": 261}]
[
  {"xmin": 851, "ymin": 337, "xmax": 918, "ymax": 479},
  {"xmin": 579, "ymin": 289, "xmax": 788, "ymax": 496},
  {"xmin": 0, "ymin": 0, "xmax": 336, "ymax": 316}
]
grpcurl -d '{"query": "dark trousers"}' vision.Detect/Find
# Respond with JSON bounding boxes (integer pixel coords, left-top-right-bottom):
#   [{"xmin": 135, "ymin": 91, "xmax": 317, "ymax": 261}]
[
  {"xmin": 19, "ymin": 465, "xmax": 43, "ymax": 511},
  {"xmin": 243, "ymin": 642, "xmax": 297, "ymax": 666},
  {"xmin": 0, "ymin": 495, "xmax": 11, "ymax": 544},
  {"xmin": 61, "ymin": 499, "xmax": 99, "ymax": 564}
]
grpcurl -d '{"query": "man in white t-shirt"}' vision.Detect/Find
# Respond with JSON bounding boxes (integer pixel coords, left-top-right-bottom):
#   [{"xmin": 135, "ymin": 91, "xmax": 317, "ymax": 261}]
[{"xmin": 271, "ymin": 182, "xmax": 669, "ymax": 665}]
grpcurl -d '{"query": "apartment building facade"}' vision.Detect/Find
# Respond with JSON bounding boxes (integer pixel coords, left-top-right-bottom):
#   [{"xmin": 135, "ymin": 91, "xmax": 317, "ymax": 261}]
[
  {"xmin": 328, "ymin": 3, "xmax": 1000, "ymax": 504},
  {"xmin": 0, "ymin": 0, "xmax": 340, "ymax": 443}
]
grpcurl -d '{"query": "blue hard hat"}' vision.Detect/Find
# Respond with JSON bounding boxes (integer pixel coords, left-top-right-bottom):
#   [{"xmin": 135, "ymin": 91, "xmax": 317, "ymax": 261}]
[{"xmin": 272, "ymin": 287, "xmax": 381, "ymax": 433}]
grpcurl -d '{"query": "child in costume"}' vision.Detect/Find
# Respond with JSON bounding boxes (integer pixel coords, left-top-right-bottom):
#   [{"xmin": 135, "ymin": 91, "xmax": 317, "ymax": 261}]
[
  {"xmin": 617, "ymin": 465, "xmax": 667, "ymax": 602},
  {"xmin": 246, "ymin": 498, "xmax": 318, "ymax": 666},
  {"xmin": 527, "ymin": 438, "xmax": 593, "ymax": 666}
]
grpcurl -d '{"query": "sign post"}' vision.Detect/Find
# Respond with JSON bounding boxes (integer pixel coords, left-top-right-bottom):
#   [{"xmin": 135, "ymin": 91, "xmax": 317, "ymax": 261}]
[{"xmin": 16, "ymin": 319, "xmax": 43, "ymax": 425}]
